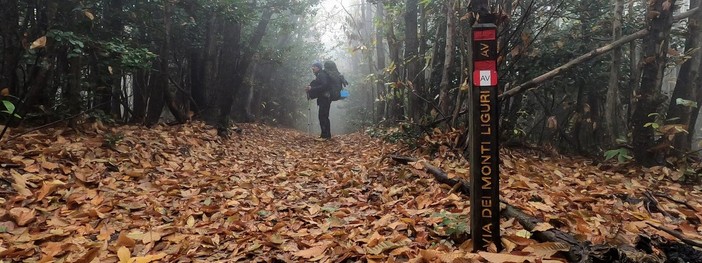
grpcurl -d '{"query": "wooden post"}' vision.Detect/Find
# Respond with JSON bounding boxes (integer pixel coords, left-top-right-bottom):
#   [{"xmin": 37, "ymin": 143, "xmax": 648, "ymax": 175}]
[{"xmin": 469, "ymin": 6, "xmax": 501, "ymax": 251}]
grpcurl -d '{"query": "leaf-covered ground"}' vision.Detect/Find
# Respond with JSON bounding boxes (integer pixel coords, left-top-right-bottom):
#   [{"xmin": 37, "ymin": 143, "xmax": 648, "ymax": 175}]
[{"xmin": 0, "ymin": 123, "xmax": 701, "ymax": 262}]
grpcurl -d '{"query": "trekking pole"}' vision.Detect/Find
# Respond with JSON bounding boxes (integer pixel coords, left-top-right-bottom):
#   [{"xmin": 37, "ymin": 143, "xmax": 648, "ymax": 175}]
[
  {"xmin": 307, "ymin": 94, "xmax": 312, "ymax": 135},
  {"xmin": 307, "ymin": 92, "xmax": 312, "ymax": 134}
]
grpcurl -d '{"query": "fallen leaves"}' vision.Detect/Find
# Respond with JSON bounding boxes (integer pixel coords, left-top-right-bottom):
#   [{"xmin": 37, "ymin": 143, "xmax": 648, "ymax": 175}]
[
  {"xmin": 294, "ymin": 244, "xmax": 328, "ymax": 258},
  {"xmin": 0, "ymin": 122, "xmax": 700, "ymax": 262},
  {"xmin": 9, "ymin": 207, "xmax": 36, "ymax": 226}
]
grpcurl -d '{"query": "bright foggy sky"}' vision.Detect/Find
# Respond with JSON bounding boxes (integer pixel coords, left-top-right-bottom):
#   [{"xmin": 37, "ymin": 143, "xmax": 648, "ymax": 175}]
[{"xmin": 316, "ymin": 0, "xmax": 357, "ymax": 56}]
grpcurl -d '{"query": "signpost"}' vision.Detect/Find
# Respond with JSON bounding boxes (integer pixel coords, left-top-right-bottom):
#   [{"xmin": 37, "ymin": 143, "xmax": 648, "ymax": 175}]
[{"xmin": 469, "ymin": 12, "xmax": 501, "ymax": 251}]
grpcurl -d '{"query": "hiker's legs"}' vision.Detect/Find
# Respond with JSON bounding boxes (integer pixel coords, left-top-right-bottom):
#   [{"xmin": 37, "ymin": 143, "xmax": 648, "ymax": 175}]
[{"xmin": 318, "ymin": 98, "xmax": 331, "ymax": 138}]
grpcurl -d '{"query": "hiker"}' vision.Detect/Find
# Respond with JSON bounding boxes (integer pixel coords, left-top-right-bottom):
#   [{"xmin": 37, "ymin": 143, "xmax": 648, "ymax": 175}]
[{"xmin": 306, "ymin": 62, "xmax": 332, "ymax": 139}]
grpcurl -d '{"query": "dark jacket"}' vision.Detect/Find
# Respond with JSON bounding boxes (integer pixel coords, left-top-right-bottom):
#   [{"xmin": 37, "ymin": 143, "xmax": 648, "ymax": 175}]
[{"xmin": 308, "ymin": 70, "xmax": 331, "ymax": 99}]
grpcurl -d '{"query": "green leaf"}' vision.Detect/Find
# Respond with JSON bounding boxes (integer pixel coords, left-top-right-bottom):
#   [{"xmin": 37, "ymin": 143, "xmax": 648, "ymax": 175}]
[
  {"xmin": 2, "ymin": 100, "xmax": 15, "ymax": 113},
  {"xmin": 604, "ymin": 150, "xmax": 619, "ymax": 161},
  {"xmin": 618, "ymin": 153, "xmax": 632, "ymax": 163},
  {"xmin": 676, "ymin": 98, "xmax": 698, "ymax": 108}
]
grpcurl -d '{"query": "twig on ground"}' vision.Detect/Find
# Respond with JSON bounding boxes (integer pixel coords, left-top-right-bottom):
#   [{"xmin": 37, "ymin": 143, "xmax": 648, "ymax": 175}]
[
  {"xmin": 647, "ymin": 223, "xmax": 702, "ymax": 248},
  {"xmin": 643, "ymin": 191, "xmax": 675, "ymax": 219},
  {"xmin": 653, "ymin": 192, "xmax": 698, "ymax": 212},
  {"xmin": 1, "ymin": 163, "xmax": 20, "ymax": 169}
]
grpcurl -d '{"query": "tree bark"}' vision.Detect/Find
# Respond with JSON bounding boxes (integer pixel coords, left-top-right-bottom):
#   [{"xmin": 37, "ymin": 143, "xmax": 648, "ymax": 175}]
[
  {"xmin": 106, "ymin": 0, "xmax": 124, "ymax": 117},
  {"xmin": 605, "ymin": 0, "xmax": 624, "ymax": 146},
  {"xmin": 385, "ymin": 13, "xmax": 402, "ymax": 122},
  {"xmin": 145, "ymin": 0, "xmax": 172, "ymax": 126},
  {"xmin": 666, "ymin": 2, "xmax": 702, "ymax": 154},
  {"xmin": 632, "ymin": 0, "xmax": 675, "ymax": 166},
  {"xmin": 627, "ymin": 2, "xmax": 644, "ymax": 131},
  {"xmin": 405, "ymin": 0, "xmax": 421, "ymax": 123},
  {"xmin": 451, "ymin": 4, "xmax": 470, "ymax": 128},
  {"xmin": 131, "ymin": 69, "xmax": 147, "ymax": 123},
  {"xmin": 438, "ymin": 0, "xmax": 456, "ymax": 116},
  {"xmin": 217, "ymin": 9, "xmax": 273, "ymax": 135},
  {"xmin": 632, "ymin": 0, "xmax": 678, "ymax": 166},
  {"xmin": 216, "ymin": 19, "xmax": 242, "ymax": 133},
  {"xmin": 375, "ymin": 3, "xmax": 386, "ymax": 123},
  {"xmin": 0, "ymin": 0, "xmax": 21, "ymax": 93}
]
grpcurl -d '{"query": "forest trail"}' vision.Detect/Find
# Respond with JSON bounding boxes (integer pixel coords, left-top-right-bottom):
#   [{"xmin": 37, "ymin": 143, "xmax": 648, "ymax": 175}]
[{"xmin": 1, "ymin": 123, "xmax": 701, "ymax": 262}]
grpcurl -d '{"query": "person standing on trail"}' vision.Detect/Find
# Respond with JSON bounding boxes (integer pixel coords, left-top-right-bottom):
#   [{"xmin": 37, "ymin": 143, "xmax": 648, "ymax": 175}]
[{"xmin": 306, "ymin": 62, "xmax": 332, "ymax": 139}]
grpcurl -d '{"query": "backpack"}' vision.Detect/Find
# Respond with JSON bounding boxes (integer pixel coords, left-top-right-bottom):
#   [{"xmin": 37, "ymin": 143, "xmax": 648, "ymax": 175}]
[
  {"xmin": 329, "ymin": 74, "xmax": 348, "ymax": 101},
  {"xmin": 323, "ymin": 61, "xmax": 348, "ymax": 101}
]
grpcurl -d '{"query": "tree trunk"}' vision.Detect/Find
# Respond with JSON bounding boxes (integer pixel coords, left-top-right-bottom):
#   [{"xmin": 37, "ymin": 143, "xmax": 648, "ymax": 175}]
[
  {"xmin": 627, "ymin": 2, "xmax": 644, "ymax": 131},
  {"xmin": 67, "ymin": 56, "xmax": 82, "ymax": 115},
  {"xmin": 690, "ymin": 50, "xmax": 702, "ymax": 151},
  {"xmin": 405, "ymin": 0, "xmax": 421, "ymax": 123},
  {"xmin": 216, "ymin": 20, "xmax": 242, "ymax": 132},
  {"xmin": 438, "ymin": 0, "xmax": 456, "ymax": 116},
  {"xmin": 106, "ymin": 0, "xmax": 124, "ymax": 117},
  {"xmin": 199, "ymin": 14, "xmax": 219, "ymax": 116},
  {"xmin": 375, "ymin": 3, "xmax": 386, "ymax": 123},
  {"xmin": 605, "ymin": 0, "xmax": 624, "ymax": 146},
  {"xmin": 386, "ymin": 15, "xmax": 402, "ymax": 122},
  {"xmin": 217, "ymin": 9, "xmax": 273, "ymax": 134},
  {"xmin": 631, "ymin": 0, "xmax": 678, "ymax": 166},
  {"xmin": 0, "ymin": 0, "xmax": 21, "ymax": 93},
  {"xmin": 131, "ymin": 69, "xmax": 147, "ymax": 123},
  {"xmin": 189, "ymin": 46, "xmax": 203, "ymax": 113},
  {"xmin": 451, "ymin": 4, "xmax": 470, "ymax": 127},
  {"xmin": 145, "ymin": 0, "xmax": 172, "ymax": 126},
  {"xmin": 666, "ymin": 2, "xmax": 702, "ymax": 154},
  {"xmin": 24, "ymin": 0, "xmax": 58, "ymax": 109}
]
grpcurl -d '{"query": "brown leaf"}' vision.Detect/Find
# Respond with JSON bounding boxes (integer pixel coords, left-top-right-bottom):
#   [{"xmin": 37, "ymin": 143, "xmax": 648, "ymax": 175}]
[
  {"xmin": 30, "ymin": 36, "xmax": 47, "ymax": 49},
  {"xmin": 533, "ymin": 222, "xmax": 555, "ymax": 232},
  {"xmin": 268, "ymin": 234, "xmax": 285, "ymax": 244},
  {"xmin": 141, "ymin": 231, "xmax": 162, "ymax": 244},
  {"xmin": 524, "ymin": 242, "xmax": 571, "ymax": 258},
  {"xmin": 9, "ymin": 207, "xmax": 36, "ymax": 226},
  {"xmin": 116, "ymin": 231, "xmax": 136, "ymax": 248},
  {"xmin": 294, "ymin": 244, "xmax": 328, "ymax": 259},
  {"xmin": 84, "ymin": 10, "xmax": 95, "ymax": 20},
  {"xmin": 1, "ymin": 88, "xmax": 9, "ymax": 96},
  {"xmin": 308, "ymin": 204, "xmax": 321, "ymax": 215},
  {"xmin": 373, "ymin": 214, "xmax": 393, "ymax": 228},
  {"xmin": 133, "ymin": 253, "xmax": 167, "ymax": 263},
  {"xmin": 504, "ymin": 235, "xmax": 536, "ymax": 246},
  {"xmin": 41, "ymin": 161, "xmax": 60, "ymax": 170},
  {"xmin": 74, "ymin": 247, "xmax": 101, "ymax": 263},
  {"xmin": 528, "ymin": 201, "xmax": 556, "ymax": 212},
  {"xmin": 365, "ymin": 239, "xmax": 411, "ymax": 255},
  {"xmin": 547, "ymin": 116, "xmax": 558, "ymax": 129},
  {"xmin": 501, "ymin": 238, "xmax": 518, "ymax": 252},
  {"xmin": 479, "ymin": 252, "xmax": 536, "ymax": 263},
  {"xmin": 36, "ymin": 180, "xmax": 65, "ymax": 200}
]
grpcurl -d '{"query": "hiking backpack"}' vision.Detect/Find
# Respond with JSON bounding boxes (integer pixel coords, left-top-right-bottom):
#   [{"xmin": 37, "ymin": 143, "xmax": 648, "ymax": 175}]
[{"xmin": 330, "ymin": 74, "xmax": 348, "ymax": 101}]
